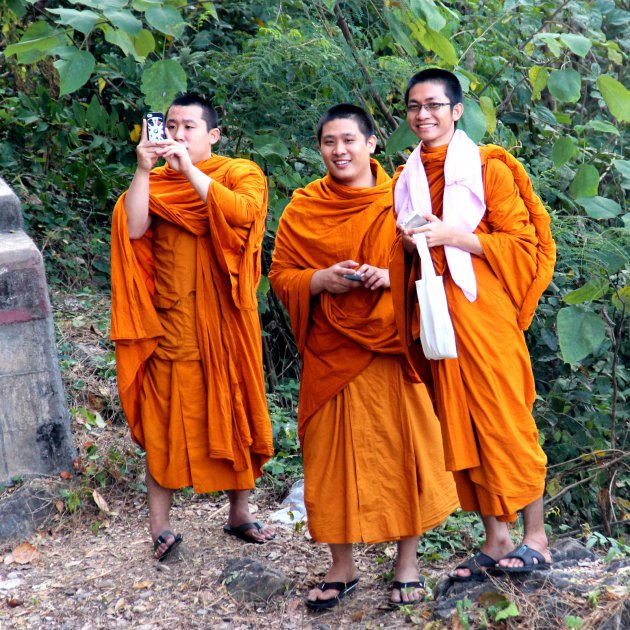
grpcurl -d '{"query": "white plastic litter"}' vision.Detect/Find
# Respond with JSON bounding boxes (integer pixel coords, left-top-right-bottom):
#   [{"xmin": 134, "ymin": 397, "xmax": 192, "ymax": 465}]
[{"xmin": 269, "ymin": 478, "xmax": 307, "ymax": 524}]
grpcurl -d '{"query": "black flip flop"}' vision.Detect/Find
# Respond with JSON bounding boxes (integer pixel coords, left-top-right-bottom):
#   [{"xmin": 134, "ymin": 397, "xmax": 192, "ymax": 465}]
[
  {"xmin": 491, "ymin": 544, "xmax": 551, "ymax": 575},
  {"xmin": 388, "ymin": 577, "xmax": 426, "ymax": 608},
  {"xmin": 153, "ymin": 530, "xmax": 183, "ymax": 562},
  {"xmin": 450, "ymin": 551, "xmax": 497, "ymax": 582},
  {"xmin": 305, "ymin": 577, "xmax": 360, "ymax": 611},
  {"xmin": 223, "ymin": 521, "xmax": 274, "ymax": 544}
]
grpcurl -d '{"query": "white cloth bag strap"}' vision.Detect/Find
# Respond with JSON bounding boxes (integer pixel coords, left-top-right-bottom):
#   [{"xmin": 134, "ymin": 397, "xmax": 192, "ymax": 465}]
[{"xmin": 413, "ymin": 233, "xmax": 437, "ymax": 279}]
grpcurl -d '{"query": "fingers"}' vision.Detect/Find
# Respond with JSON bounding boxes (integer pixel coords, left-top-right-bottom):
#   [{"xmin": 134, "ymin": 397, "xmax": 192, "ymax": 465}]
[{"xmin": 140, "ymin": 118, "xmax": 148, "ymax": 143}]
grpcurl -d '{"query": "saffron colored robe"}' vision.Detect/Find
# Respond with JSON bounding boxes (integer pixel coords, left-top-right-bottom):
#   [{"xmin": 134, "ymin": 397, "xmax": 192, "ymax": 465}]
[
  {"xmin": 110, "ymin": 155, "xmax": 274, "ymax": 492},
  {"xmin": 269, "ymin": 160, "xmax": 458, "ymax": 543},
  {"xmin": 390, "ymin": 144, "xmax": 556, "ymax": 522}
]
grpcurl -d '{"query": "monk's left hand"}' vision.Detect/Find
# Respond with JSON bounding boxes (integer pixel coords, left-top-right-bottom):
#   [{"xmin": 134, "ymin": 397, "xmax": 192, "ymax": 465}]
[
  {"xmin": 356, "ymin": 265, "xmax": 390, "ymax": 290},
  {"xmin": 153, "ymin": 129, "xmax": 193, "ymax": 173}
]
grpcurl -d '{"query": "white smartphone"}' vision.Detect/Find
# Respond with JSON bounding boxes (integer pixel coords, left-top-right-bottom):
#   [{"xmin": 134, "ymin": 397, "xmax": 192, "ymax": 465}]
[{"xmin": 400, "ymin": 212, "xmax": 428, "ymax": 229}]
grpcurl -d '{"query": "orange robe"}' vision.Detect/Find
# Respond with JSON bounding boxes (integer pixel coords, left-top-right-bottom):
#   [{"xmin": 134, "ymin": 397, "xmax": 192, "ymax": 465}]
[
  {"xmin": 390, "ymin": 144, "xmax": 556, "ymax": 522},
  {"xmin": 269, "ymin": 160, "xmax": 458, "ymax": 544},
  {"xmin": 110, "ymin": 155, "xmax": 274, "ymax": 492}
]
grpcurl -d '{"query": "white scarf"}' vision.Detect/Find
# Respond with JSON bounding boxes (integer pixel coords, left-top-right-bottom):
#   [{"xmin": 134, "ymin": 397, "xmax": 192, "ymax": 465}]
[{"xmin": 395, "ymin": 129, "xmax": 486, "ymax": 301}]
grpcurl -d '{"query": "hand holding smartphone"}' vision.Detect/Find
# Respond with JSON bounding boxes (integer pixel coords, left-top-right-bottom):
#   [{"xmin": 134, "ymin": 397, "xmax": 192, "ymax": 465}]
[
  {"xmin": 146, "ymin": 112, "xmax": 166, "ymax": 141},
  {"xmin": 400, "ymin": 211, "xmax": 428, "ymax": 230},
  {"xmin": 343, "ymin": 273, "xmax": 364, "ymax": 282}
]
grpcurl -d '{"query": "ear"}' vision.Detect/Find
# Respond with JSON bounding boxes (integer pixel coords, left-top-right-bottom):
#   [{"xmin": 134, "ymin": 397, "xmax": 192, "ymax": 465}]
[
  {"xmin": 367, "ymin": 134, "xmax": 377, "ymax": 154},
  {"xmin": 452, "ymin": 102, "xmax": 464, "ymax": 122},
  {"xmin": 209, "ymin": 127, "xmax": 221, "ymax": 146}
]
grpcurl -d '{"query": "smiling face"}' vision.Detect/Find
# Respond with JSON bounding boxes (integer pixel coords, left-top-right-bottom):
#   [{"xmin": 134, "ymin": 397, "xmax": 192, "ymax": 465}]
[
  {"xmin": 318, "ymin": 117, "xmax": 377, "ymax": 188},
  {"xmin": 165, "ymin": 104, "xmax": 220, "ymax": 164},
  {"xmin": 406, "ymin": 81, "xmax": 463, "ymax": 148}
]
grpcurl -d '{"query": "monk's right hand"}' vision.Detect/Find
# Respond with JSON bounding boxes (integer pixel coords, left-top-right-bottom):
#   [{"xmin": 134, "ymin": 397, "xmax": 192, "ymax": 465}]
[
  {"xmin": 310, "ymin": 260, "xmax": 363, "ymax": 296},
  {"xmin": 135, "ymin": 119, "xmax": 161, "ymax": 172}
]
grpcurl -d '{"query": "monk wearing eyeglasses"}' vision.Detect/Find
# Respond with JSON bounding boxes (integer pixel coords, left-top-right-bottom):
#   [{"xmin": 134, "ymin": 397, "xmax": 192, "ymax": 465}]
[{"xmin": 390, "ymin": 68, "xmax": 556, "ymax": 581}]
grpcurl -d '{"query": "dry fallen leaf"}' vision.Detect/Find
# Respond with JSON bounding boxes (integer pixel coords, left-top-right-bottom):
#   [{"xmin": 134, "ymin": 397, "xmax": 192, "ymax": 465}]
[
  {"xmin": 133, "ymin": 580, "xmax": 154, "ymax": 590},
  {"xmin": 92, "ymin": 490, "xmax": 110, "ymax": 514},
  {"xmin": 59, "ymin": 471, "xmax": 73, "ymax": 480},
  {"xmin": 56, "ymin": 500, "xmax": 65, "ymax": 513},
  {"xmin": 10, "ymin": 542, "xmax": 39, "ymax": 565},
  {"xmin": 6, "ymin": 596, "xmax": 23, "ymax": 608}
]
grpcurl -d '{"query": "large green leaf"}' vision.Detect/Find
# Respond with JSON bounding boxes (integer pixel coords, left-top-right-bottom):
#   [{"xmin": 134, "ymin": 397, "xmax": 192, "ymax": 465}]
[
  {"xmin": 596, "ymin": 75, "xmax": 630, "ymax": 122},
  {"xmin": 145, "ymin": 6, "xmax": 186, "ymax": 38},
  {"xmin": 53, "ymin": 47, "xmax": 95, "ymax": 96},
  {"xmin": 575, "ymin": 196, "xmax": 622, "ymax": 219},
  {"xmin": 47, "ymin": 8, "xmax": 100, "ymax": 35},
  {"xmin": 569, "ymin": 164, "xmax": 599, "ymax": 198},
  {"xmin": 528, "ymin": 66, "xmax": 548, "ymax": 101},
  {"xmin": 132, "ymin": 0, "xmax": 165, "ymax": 10},
  {"xmin": 551, "ymin": 136, "xmax": 577, "ymax": 168},
  {"xmin": 560, "ymin": 33, "xmax": 592, "ymax": 57},
  {"xmin": 563, "ymin": 278, "xmax": 609, "ymax": 304},
  {"xmin": 103, "ymin": 8, "xmax": 142, "ymax": 36},
  {"xmin": 134, "ymin": 28, "xmax": 156, "ymax": 58},
  {"xmin": 68, "ymin": 0, "xmax": 127, "ymax": 8},
  {"xmin": 459, "ymin": 98, "xmax": 486, "ymax": 143},
  {"xmin": 421, "ymin": 27, "xmax": 458, "ymax": 65},
  {"xmin": 479, "ymin": 96, "xmax": 496, "ymax": 134},
  {"xmin": 4, "ymin": 21, "xmax": 67, "ymax": 63},
  {"xmin": 410, "ymin": 0, "xmax": 446, "ymax": 31},
  {"xmin": 613, "ymin": 160, "xmax": 630, "ymax": 189},
  {"xmin": 385, "ymin": 120, "xmax": 417, "ymax": 156},
  {"xmin": 548, "ymin": 69, "xmax": 581, "ymax": 103},
  {"xmin": 253, "ymin": 135, "xmax": 290, "ymax": 164},
  {"xmin": 557, "ymin": 306, "xmax": 606, "ymax": 363},
  {"xmin": 101, "ymin": 24, "xmax": 136, "ymax": 58},
  {"xmin": 586, "ymin": 120, "xmax": 620, "ymax": 136},
  {"xmin": 141, "ymin": 59, "xmax": 187, "ymax": 112}
]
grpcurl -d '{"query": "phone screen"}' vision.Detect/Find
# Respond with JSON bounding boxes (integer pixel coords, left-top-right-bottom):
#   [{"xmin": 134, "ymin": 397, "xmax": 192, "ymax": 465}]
[{"xmin": 146, "ymin": 112, "xmax": 166, "ymax": 141}]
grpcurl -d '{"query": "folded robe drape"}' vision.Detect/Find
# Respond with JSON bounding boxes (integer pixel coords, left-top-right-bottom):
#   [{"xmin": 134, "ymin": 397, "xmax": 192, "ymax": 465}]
[
  {"xmin": 390, "ymin": 144, "xmax": 555, "ymax": 522},
  {"xmin": 110, "ymin": 155, "xmax": 274, "ymax": 490},
  {"xmin": 270, "ymin": 160, "xmax": 458, "ymax": 543}
]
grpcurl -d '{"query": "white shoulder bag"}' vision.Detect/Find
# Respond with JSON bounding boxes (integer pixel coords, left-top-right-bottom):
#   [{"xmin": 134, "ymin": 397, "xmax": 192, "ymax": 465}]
[{"xmin": 413, "ymin": 233, "xmax": 458, "ymax": 359}]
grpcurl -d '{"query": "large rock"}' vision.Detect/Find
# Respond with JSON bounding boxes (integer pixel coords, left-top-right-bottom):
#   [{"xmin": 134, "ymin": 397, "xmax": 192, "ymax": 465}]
[{"xmin": 0, "ymin": 178, "xmax": 73, "ymax": 491}]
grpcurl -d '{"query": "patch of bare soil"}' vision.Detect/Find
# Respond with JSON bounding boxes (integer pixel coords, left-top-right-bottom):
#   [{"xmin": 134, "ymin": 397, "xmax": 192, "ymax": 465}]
[{"xmin": 1, "ymin": 292, "xmax": 627, "ymax": 629}]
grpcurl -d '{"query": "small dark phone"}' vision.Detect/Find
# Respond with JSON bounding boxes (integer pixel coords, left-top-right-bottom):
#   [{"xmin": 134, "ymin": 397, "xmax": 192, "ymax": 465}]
[
  {"xmin": 146, "ymin": 111, "xmax": 166, "ymax": 141},
  {"xmin": 343, "ymin": 273, "xmax": 363, "ymax": 282}
]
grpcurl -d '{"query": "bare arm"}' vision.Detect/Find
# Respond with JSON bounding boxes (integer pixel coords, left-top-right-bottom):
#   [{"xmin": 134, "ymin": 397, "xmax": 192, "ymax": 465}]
[{"xmin": 125, "ymin": 119, "xmax": 157, "ymax": 239}]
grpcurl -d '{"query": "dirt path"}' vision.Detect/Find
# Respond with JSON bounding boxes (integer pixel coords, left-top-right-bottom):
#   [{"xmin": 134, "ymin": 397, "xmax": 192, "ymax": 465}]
[{"xmin": 1, "ymin": 477, "xmax": 439, "ymax": 629}]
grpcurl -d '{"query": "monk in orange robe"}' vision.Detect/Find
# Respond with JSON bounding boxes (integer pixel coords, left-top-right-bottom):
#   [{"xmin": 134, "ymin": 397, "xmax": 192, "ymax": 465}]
[
  {"xmin": 269, "ymin": 104, "xmax": 458, "ymax": 609},
  {"xmin": 390, "ymin": 69, "xmax": 556, "ymax": 581},
  {"xmin": 110, "ymin": 94, "xmax": 275, "ymax": 559}
]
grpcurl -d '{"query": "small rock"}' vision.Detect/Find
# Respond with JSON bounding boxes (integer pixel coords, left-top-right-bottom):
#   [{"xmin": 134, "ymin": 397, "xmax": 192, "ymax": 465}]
[
  {"xmin": 220, "ymin": 557, "xmax": 290, "ymax": 603},
  {"xmin": 550, "ymin": 538, "xmax": 597, "ymax": 565}
]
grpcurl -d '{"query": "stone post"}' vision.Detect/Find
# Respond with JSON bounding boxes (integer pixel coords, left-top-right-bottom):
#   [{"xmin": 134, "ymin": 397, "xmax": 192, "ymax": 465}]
[{"xmin": 0, "ymin": 177, "xmax": 74, "ymax": 486}]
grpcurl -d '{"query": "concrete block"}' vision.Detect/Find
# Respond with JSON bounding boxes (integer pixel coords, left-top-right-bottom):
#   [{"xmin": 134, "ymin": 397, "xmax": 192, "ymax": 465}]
[{"xmin": 0, "ymin": 182, "xmax": 73, "ymax": 487}]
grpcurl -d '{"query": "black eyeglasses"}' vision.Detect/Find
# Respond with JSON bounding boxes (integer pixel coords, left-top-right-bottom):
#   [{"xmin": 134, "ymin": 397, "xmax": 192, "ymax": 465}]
[{"xmin": 407, "ymin": 102, "xmax": 452, "ymax": 113}]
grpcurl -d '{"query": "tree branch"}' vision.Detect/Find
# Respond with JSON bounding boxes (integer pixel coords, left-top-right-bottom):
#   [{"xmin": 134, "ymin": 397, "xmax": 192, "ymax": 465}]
[{"xmin": 333, "ymin": 3, "xmax": 398, "ymax": 128}]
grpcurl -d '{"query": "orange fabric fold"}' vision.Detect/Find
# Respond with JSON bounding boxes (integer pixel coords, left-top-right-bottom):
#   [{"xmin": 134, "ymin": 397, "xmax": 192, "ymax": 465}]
[
  {"xmin": 269, "ymin": 160, "xmax": 420, "ymax": 438},
  {"xmin": 110, "ymin": 155, "xmax": 273, "ymax": 482},
  {"xmin": 303, "ymin": 355, "xmax": 458, "ymax": 544},
  {"xmin": 390, "ymin": 144, "xmax": 554, "ymax": 521}
]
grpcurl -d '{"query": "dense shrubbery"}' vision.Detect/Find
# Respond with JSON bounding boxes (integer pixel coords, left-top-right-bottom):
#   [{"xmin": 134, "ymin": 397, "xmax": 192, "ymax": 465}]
[{"xmin": 0, "ymin": 0, "xmax": 627, "ymax": 534}]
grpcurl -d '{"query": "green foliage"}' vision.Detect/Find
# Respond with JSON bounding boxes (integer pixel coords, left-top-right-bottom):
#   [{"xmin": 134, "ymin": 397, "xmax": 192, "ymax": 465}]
[{"xmin": 0, "ymin": 0, "xmax": 628, "ymax": 534}]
